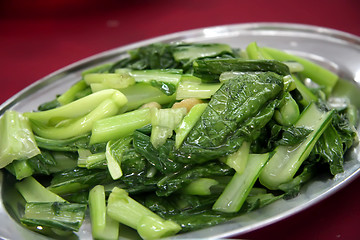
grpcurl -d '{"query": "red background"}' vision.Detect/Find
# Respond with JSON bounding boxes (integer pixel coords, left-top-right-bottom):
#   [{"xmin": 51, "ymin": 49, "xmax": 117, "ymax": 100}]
[{"xmin": 1, "ymin": 0, "xmax": 360, "ymax": 239}]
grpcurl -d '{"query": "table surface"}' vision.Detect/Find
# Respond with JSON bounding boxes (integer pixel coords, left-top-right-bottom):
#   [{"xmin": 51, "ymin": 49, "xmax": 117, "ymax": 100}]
[{"xmin": 1, "ymin": 0, "xmax": 360, "ymax": 239}]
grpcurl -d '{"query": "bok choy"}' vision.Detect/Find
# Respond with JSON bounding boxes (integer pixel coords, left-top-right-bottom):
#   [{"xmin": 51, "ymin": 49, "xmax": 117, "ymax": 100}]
[{"xmin": 0, "ymin": 41, "xmax": 358, "ymax": 239}]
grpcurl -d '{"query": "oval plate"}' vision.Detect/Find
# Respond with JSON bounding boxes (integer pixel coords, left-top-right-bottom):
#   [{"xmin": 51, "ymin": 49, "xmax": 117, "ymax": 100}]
[{"xmin": 1, "ymin": 23, "xmax": 360, "ymax": 239}]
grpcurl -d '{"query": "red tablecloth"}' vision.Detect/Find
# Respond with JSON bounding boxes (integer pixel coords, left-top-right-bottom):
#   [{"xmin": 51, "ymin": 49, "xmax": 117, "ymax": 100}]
[{"xmin": 1, "ymin": 0, "xmax": 360, "ymax": 239}]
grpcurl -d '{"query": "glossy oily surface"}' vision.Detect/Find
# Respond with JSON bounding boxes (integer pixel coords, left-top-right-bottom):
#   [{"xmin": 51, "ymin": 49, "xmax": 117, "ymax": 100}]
[{"xmin": 1, "ymin": 23, "xmax": 360, "ymax": 239}]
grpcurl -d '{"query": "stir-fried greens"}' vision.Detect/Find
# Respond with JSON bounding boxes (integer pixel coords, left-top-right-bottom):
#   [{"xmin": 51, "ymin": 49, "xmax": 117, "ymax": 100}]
[{"xmin": 0, "ymin": 41, "xmax": 358, "ymax": 239}]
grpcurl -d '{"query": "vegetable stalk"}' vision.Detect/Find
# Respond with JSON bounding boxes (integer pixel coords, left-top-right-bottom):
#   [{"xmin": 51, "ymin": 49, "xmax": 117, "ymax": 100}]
[
  {"xmin": 16, "ymin": 176, "xmax": 66, "ymax": 202},
  {"xmin": 107, "ymin": 187, "xmax": 181, "ymax": 240},
  {"xmin": 25, "ymin": 89, "xmax": 127, "ymax": 126},
  {"xmin": 213, "ymin": 153, "xmax": 269, "ymax": 213},
  {"xmin": 0, "ymin": 110, "xmax": 40, "ymax": 168},
  {"xmin": 31, "ymin": 98, "xmax": 125, "ymax": 140},
  {"xmin": 260, "ymin": 103, "xmax": 334, "ymax": 189},
  {"xmin": 262, "ymin": 47, "xmax": 338, "ymax": 96},
  {"xmin": 90, "ymin": 108, "xmax": 151, "ymax": 144},
  {"xmin": 89, "ymin": 185, "xmax": 119, "ymax": 240}
]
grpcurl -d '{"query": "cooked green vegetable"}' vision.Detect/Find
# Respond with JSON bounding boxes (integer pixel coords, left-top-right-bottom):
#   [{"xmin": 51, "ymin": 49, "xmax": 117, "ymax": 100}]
[
  {"xmin": 16, "ymin": 176, "xmax": 67, "ymax": 203},
  {"xmin": 262, "ymin": 46, "xmax": 338, "ymax": 96},
  {"xmin": 172, "ymin": 43, "xmax": 233, "ymax": 62},
  {"xmin": 90, "ymin": 108, "xmax": 151, "ymax": 144},
  {"xmin": 105, "ymin": 136, "xmax": 132, "ymax": 180},
  {"xmin": 107, "ymin": 187, "xmax": 181, "ymax": 239},
  {"xmin": 57, "ymin": 80, "xmax": 89, "ymax": 106},
  {"xmin": 274, "ymin": 92, "xmax": 300, "ymax": 126},
  {"xmin": 176, "ymin": 75, "xmax": 222, "ymax": 99},
  {"xmin": 120, "ymin": 82, "xmax": 176, "ymax": 111},
  {"xmin": 175, "ymin": 103, "xmax": 208, "ymax": 149},
  {"xmin": 89, "ymin": 185, "xmax": 119, "ymax": 240},
  {"xmin": 34, "ymin": 134, "xmax": 92, "ymax": 151},
  {"xmin": 213, "ymin": 153, "xmax": 269, "ymax": 212},
  {"xmin": 89, "ymin": 185, "xmax": 107, "ymax": 237},
  {"xmin": 150, "ymin": 107, "xmax": 187, "ymax": 148},
  {"xmin": 47, "ymin": 167, "xmax": 112, "ymax": 195},
  {"xmin": 155, "ymin": 161, "xmax": 234, "ymax": 197},
  {"xmin": 176, "ymin": 71, "xmax": 284, "ymax": 163},
  {"xmin": 5, "ymin": 160, "xmax": 34, "ymax": 180},
  {"xmin": 193, "ymin": 58, "xmax": 290, "ymax": 82},
  {"xmin": 0, "ymin": 111, "xmax": 40, "ymax": 168},
  {"xmin": 181, "ymin": 178, "xmax": 220, "ymax": 195},
  {"xmin": 21, "ymin": 202, "xmax": 87, "ymax": 232},
  {"xmin": 121, "ymin": 69, "xmax": 183, "ymax": 96},
  {"xmin": 259, "ymin": 103, "xmax": 334, "ymax": 190},
  {"xmin": 221, "ymin": 141, "xmax": 250, "ymax": 174},
  {"xmin": 27, "ymin": 90, "xmax": 128, "ymax": 140},
  {"xmin": 25, "ymin": 89, "xmax": 126, "ymax": 125},
  {"xmin": 0, "ymin": 41, "xmax": 358, "ymax": 239},
  {"xmin": 77, "ymin": 150, "xmax": 106, "ymax": 169},
  {"xmin": 133, "ymin": 130, "xmax": 185, "ymax": 174},
  {"xmin": 84, "ymin": 72, "xmax": 135, "ymax": 92}
]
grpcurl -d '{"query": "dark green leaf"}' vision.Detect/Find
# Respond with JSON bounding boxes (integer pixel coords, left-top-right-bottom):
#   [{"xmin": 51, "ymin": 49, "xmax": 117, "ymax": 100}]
[
  {"xmin": 275, "ymin": 126, "xmax": 313, "ymax": 146},
  {"xmin": 26, "ymin": 150, "xmax": 77, "ymax": 175},
  {"xmin": 176, "ymin": 72, "xmax": 284, "ymax": 163},
  {"xmin": 48, "ymin": 168, "xmax": 112, "ymax": 195},
  {"xmin": 156, "ymin": 162, "xmax": 233, "ymax": 197},
  {"xmin": 313, "ymin": 124, "xmax": 344, "ymax": 175},
  {"xmin": 193, "ymin": 59, "xmax": 290, "ymax": 82},
  {"xmin": 133, "ymin": 131, "xmax": 185, "ymax": 174},
  {"xmin": 38, "ymin": 98, "xmax": 61, "ymax": 111}
]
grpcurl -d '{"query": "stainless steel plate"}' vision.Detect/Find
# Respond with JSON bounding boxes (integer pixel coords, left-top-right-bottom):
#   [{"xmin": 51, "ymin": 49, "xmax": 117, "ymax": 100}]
[{"xmin": 1, "ymin": 22, "xmax": 360, "ymax": 240}]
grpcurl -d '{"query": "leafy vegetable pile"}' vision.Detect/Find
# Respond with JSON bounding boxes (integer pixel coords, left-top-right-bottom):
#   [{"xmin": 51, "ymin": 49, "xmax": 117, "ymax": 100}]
[{"xmin": 0, "ymin": 41, "xmax": 358, "ymax": 239}]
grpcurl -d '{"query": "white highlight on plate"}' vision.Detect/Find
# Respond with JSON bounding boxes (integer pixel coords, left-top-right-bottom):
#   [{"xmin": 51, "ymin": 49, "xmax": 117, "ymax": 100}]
[
  {"xmin": 202, "ymin": 27, "xmax": 230, "ymax": 37},
  {"xmin": 354, "ymin": 70, "xmax": 360, "ymax": 84}
]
